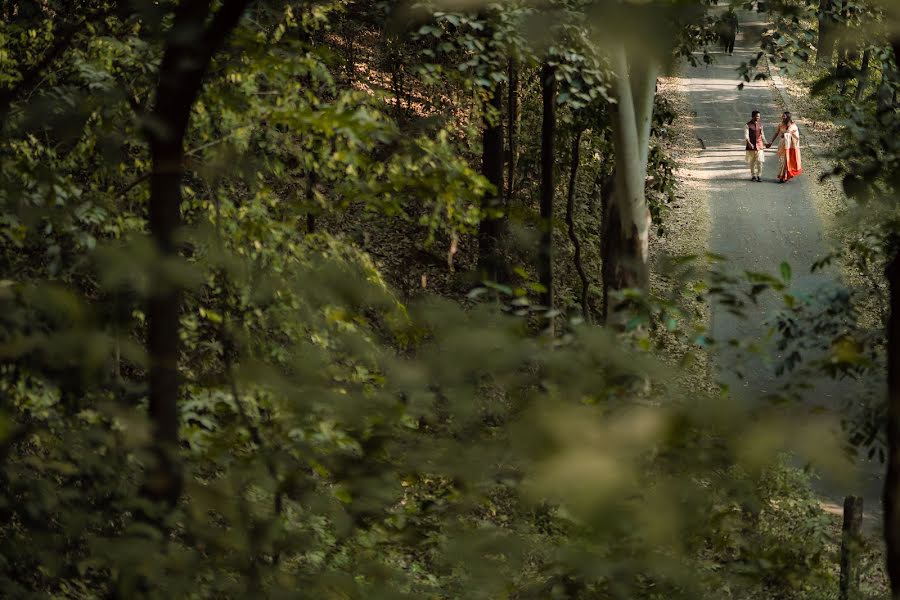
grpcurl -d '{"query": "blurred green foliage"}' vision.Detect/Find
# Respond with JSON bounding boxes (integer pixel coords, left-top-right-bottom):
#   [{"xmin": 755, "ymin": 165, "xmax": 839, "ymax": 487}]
[{"xmin": 0, "ymin": 0, "xmax": 877, "ymax": 598}]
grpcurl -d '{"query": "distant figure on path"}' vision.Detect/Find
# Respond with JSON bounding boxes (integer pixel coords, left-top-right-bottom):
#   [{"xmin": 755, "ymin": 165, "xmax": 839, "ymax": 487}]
[
  {"xmin": 744, "ymin": 110, "xmax": 768, "ymax": 182},
  {"xmin": 717, "ymin": 10, "xmax": 739, "ymax": 55},
  {"xmin": 767, "ymin": 111, "xmax": 802, "ymax": 183}
]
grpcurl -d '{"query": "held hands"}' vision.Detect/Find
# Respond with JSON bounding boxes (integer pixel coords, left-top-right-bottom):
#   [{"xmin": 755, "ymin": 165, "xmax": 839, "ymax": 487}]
[{"xmin": 765, "ymin": 143, "xmax": 771, "ymax": 149}]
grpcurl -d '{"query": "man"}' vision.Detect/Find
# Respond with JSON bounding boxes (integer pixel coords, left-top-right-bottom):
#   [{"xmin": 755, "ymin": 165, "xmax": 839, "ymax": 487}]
[
  {"xmin": 744, "ymin": 110, "xmax": 768, "ymax": 182},
  {"xmin": 718, "ymin": 10, "xmax": 739, "ymax": 55}
]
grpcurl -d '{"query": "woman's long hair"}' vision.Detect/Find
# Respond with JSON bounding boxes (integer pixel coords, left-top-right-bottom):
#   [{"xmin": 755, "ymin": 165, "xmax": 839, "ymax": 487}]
[{"xmin": 782, "ymin": 111, "xmax": 794, "ymax": 125}]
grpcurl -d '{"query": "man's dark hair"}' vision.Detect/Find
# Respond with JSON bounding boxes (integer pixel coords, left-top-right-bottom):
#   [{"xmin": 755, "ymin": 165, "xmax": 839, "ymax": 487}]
[{"xmin": 751, "ymin": 110, "xmax": 760, "ymax": 118}]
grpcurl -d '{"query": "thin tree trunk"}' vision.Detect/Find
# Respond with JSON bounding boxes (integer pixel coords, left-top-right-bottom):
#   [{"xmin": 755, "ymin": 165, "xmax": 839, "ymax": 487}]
[
  {"xmin": 400, "ymin": 68, "xmax": 409, "ymax": 112},
  {"xmin": 391, "ymin": 67, "xmax": 400, "ymax": 109},
  {"xmin": 539, "ymin": 62, "xmax": 556, "ymax": 330},
  {"xmin": 565, "ymin": 129, "xmax": 590, "ymax": 322},
  {"xmin": 840, "ymin": 495, "xmax": 863, "ymax": 600},
  {"xmin": 143, "ymin": 0, "xmax": 251, "ymax": 507},
  {"xmin": 886, "ymin": 248, "xmax": 900, "ymax": 598},
  {"xmin": 855, "ymin": 48, "xmax": 871, "ymax": 102},
  {"xmin": 306, "ymin": 172, "xmax": 317, "ymax": 234},
  {"xmin": 597, "ymin": 171, "xmax": 615, "ymax": 322},
  {"xmin": 883, "ymin": 39, "xmax": 900, "ymax": 599},
  {"xmin": 477, "ymin": 83, "xmax": 506, "ymax": 282},
  {"xmin": 506, "ymin": 57, "xmax": 519, "ymax": 205},
  {"xmin": 347, "ymin": 32, "xmax": 356, "ymax": 84}
]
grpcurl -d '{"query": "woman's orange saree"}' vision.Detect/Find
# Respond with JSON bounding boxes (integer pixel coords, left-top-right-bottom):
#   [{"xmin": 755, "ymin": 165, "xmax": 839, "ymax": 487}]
[{"xmin": 776, "ymin": 123, "xmax": 802, "ymax": 181}]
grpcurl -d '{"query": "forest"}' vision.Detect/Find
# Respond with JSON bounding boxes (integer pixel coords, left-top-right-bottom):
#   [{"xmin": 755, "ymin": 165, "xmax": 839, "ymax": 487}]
[{"xmin": 2, "ymin": 0, "xmax": 900, "ymax": 598}]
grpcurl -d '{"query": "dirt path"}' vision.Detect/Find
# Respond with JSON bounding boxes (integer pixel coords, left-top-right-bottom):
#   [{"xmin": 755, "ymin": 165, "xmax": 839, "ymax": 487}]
[{"xmin": 676, "ymin": 9, "xmax": 883, "ymax": 519}]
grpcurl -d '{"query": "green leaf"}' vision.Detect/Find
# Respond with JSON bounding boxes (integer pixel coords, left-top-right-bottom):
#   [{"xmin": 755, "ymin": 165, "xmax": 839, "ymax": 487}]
[{"xmin": 780, "ymin": 261, "xmax": 792, "ymax": 282}]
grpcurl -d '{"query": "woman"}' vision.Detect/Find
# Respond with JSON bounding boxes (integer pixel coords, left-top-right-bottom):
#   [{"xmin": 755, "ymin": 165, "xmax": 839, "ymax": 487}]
[
  {"xmin": 767, "ymin": 111, "xmax": 802, "ymax": 183},
  {"xmin": 744, "ymin": 110, "xmax": 768, "ymax": 182}
]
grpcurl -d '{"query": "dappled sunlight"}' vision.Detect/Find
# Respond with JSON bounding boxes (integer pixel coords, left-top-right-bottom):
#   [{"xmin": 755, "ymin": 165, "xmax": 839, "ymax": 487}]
[
  {"xmin": 676, "ymin": 8, "xmax": 887, "ymax": 532},
  {"xmin": 684, "ymin": 144, "xmax": 767, "ymax": 184}
]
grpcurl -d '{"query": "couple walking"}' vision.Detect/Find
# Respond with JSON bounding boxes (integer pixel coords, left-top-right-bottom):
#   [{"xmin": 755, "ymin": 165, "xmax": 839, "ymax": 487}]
[{"xmin": 744, "ymin": 110, "xmax": 803, "ymax": 183}]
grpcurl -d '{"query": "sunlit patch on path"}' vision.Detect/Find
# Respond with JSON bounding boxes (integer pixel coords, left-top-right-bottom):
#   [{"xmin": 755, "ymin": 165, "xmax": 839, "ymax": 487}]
[{"xmin": 677, "ymin": 8, "xmax": 884, "ymax": 520}]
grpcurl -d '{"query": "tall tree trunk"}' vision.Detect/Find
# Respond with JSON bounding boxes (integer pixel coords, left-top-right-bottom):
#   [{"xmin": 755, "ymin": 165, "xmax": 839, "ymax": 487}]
[
  {"xmin": 836, "ymin": 0, "xmax": 856, "ymax": 95},
  {"xmin": 539, "ymin": 63, "xmax": 556, "ymax": 329},
  {"xmin": 506, "ymin": 57, "xmax": 519, "ymax": 205},
  {"xmin": 477, "ymin": 83, "xmax": 507, "ymax": 283},
  {"xmin": 883, "ymin": 39, "xmax": 900, "ymax": 599},
  {"xmin": 840, "ymin": 495, "xmax": 864, "ymax": 600},
  {"xmin": 602, "ymin": 45, "xmax": 655, "ymax": 317},
  {"xmin": 143, "ymin": 0, "xmax": 251, "ymax": 507},
  {"xmin": 565, "ymin": 129, "xmax": 590, "ymax": 322},
  {"xmin": 838, "ymin": 58, "xmax": 851, "ymax": 95},
  {"xmin": 817, "ymin": 0, "xmax": 837, "ymax": 66},
  {"xmin": 601, "ymin": 186, "xmax": 649, "ymax": 298},
  {"xmin": 886, "ymin": 248, "xmax": 900, "ymax": 598}
]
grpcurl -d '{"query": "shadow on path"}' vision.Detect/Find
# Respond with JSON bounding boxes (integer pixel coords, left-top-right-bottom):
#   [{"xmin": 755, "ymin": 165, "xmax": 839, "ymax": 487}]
[{"xmin": 679, "ymin": 8, "xmax": 883, "ymax": 524}]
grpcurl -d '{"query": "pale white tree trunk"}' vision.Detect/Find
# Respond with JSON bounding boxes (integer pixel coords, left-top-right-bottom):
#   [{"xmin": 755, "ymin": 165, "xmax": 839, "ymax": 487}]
[{"xmin": 602, "ymin": 43, "xmax": 657, "ymax": 307}]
